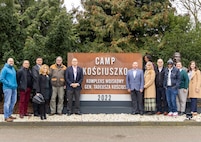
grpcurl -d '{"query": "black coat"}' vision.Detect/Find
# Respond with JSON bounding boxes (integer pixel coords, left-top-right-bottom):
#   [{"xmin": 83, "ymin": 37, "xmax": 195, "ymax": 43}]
[
  {"xmin": 36, "ymin": 74, "xmax": 51, "ymax": 100},
  {"xmin": 17, "ymin": 67, "xmax": 33, "ymax": 91},
  {"xmin": 155, "ymin": 67, "xmax": 165, "ymax": 88},
  {"xmin": 32, "ymin": 65, "xmax": 40, "ymax": 90}
]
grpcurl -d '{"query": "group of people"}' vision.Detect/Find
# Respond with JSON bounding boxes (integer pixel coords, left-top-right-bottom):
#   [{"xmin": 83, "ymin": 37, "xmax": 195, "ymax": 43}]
[
  {"xmin": 126, "ymin": 53, "xmax": 201, "ymax": 117},
  {"xmin": 0, "ymin": 57, "xmax": 83, "ymax": 122},
  {"xmin": 0, "ymin": 52, "xmax": 200, "ymax": 122}
]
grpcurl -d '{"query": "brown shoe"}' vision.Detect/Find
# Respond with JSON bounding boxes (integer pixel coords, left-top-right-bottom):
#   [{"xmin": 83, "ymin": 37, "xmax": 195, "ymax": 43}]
[
  {"xmin": 163, "ymin": 112, "xmax": 168, "ymax": 115},
  {"xmin": 5, "ymin": 118, "xmax": 13, "ymax": 122},
  {"xmin": 156, "ymin": 112, "xmax": 162, "ymax": 115},
  {"xmin": 9, "ymin": 115, "xmax": 17, "ymax": 119}
]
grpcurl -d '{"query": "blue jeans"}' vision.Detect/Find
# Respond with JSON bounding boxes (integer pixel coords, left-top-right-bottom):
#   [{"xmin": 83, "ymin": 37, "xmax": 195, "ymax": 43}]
[
  {"xmin": 166, "ymin": 87, "xmax": 178, "ymax": 112},
  {"xmin": 3, "ymin": 89, "xmax": 17, "ymax": 119}
]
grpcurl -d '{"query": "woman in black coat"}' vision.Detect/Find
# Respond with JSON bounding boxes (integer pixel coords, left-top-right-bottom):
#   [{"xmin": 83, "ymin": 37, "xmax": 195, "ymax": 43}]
[{"xmin": 36, "ymin": 64, "xmax": 51, "ymax": 120}]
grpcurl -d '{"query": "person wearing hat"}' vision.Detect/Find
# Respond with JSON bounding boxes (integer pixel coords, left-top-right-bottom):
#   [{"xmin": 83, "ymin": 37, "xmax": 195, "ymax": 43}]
[{"xmin": 164, "ymin": 58, "xmax": 180, "ymax": 116}]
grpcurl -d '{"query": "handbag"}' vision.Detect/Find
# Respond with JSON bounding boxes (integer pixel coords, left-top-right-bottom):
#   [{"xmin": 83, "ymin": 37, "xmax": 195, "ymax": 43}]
[{"xmin": 32, "ymin": 93, "xmax": 45, "ymax": 104}]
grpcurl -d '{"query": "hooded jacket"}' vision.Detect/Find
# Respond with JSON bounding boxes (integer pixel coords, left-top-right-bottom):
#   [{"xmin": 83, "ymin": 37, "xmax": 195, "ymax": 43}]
[{"xmin": 0, "ymin": 63, "xmax": 17, "ymax": 90}]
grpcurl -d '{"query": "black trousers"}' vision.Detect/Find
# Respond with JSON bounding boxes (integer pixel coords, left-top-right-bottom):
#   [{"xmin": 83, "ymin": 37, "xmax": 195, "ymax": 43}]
[
  {"xmin": 156, "ymin": 87, "xmax": 168, "ymax": 112},
  {"xmin": 67, "ymin": 89, "xmax": 81, "ymax": 113},
  {"xmin": 131, "ymin": 90, "xmax": 143, "ymax": 113},
  {"xmin": 40, "ymin": 99, "xmax": 48, "ymax": 118},
  {"xmin": 32, "ymin": 90, "xmax": 40, "ymax": 115}
]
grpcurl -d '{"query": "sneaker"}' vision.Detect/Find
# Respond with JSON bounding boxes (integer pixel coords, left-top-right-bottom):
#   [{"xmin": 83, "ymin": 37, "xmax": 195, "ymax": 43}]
[
  {"xmin": 192, "ymin": 112, "xmax": 198, "ymax": 116},
  {"xmin": 167, "ymin": 112, "xmax": 173, "ymax": 116},
  {"xmin": 173, "ymin": 112, "xmax": 178, "ymax": 116}
]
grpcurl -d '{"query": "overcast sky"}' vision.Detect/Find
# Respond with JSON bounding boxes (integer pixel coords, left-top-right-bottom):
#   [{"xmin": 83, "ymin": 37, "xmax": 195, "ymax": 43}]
[{"xmin": 64, "ymin": 0, "xmax": 83, "ymax": 12}]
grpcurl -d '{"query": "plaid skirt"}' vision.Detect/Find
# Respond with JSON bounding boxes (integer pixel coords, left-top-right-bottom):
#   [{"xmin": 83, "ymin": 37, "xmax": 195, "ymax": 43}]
[{"xmin": 144, "ymin": 98, "xmax": 156, "ymax": 111}]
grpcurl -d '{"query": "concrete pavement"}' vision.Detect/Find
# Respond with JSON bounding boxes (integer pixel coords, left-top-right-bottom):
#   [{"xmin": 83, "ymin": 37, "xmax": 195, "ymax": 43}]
[{"xmin": 0, "ymin": 126, "xmax": 200, "ymax": 142}]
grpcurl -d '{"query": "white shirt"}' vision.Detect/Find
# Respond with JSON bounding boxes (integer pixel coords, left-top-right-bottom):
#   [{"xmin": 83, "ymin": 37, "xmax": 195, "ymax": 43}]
[
  {"xmin": 167, "ymin": 67, "xmax": 173, "ymax": 86},
  {"xmin": 158, "ymin": 67, "xmax": 163, "ymax": 72},
  {"xmin": 133, "ymin": 69, "xmax": 137, "ymax": 78},
  {"xmin": 73, "ymin": 66, "xmax": 77, "ymax": 80}
]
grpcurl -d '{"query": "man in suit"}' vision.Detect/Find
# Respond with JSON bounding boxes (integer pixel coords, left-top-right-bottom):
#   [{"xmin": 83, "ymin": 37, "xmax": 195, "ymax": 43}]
[
  {"xmin": 32, "ymin": 57, "xmax": 43, "ymax": 116},
  {"xmin": 65, "ymin": 58, "xmax": 83, "ymax": 115},
  {"xmin": 126, "ymin": 62, "xmax": 144, "ymax": 115}
]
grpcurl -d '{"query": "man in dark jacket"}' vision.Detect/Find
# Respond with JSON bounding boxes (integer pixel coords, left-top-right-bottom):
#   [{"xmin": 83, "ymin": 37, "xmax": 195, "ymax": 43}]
[
  {"xmin": 164, "ymin": 58, "xmax": 180, "ymax": 116},
  {"xmin": 155, "ymin": 59, "xmax": 168, "ymax": 115},
  {"xmin": 32, "ymin": 57, "xmax": 43, "ymax": 116},
  {"xmin": 65, "ymin": 58, "xmax": 83, "ymax": 115},
  {"xmin": 17, "ymin": 60, "xmax": 32, "ymax": 118}
]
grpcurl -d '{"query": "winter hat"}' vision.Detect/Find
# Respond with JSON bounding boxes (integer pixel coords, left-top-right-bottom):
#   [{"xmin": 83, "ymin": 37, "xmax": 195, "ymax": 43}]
[{"xmin": 167, "ymin": 58, "xmax": 174, "ymax": 65}]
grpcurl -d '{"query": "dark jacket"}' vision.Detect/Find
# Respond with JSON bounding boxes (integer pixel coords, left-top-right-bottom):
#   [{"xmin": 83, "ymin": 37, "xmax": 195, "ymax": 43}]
[
  {"xmin": 36, "ymin": 74, "xmax": 51, "ymax": 100},
  {"xmin": 155, "ymin": 67, "xmax": 165, "ymax": 88},
  {"xmin": 17, "ymin": 67, "xmax": 33, "ymax": 91},
  {"xmin": 65, "ymin": 66, "xmax": 83, "ymax": 90},
  {"xmin": 164, "ymin": 67, "xmax": 180, "ymax": 89},
  {"xmin": 32, "ymin": 65, "xmax": 40, "ymax": 90}
]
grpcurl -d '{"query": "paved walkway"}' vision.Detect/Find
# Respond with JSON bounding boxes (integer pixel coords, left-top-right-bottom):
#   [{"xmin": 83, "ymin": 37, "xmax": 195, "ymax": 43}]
[{"xmin": 0, "ymin": 126, "xmax": 201, "ymax": 142}]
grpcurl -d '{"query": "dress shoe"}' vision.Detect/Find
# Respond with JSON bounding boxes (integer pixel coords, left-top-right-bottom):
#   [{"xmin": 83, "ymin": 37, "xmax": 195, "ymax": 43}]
[
  {"xmin": 67, "ymin": 112, "xmax": 72, "ymax": 116},
  {"xmin": 19, "ymin": 114, "xmax": 24, "ymax": 119},
  {"xmin": 163, "ymin": 112, "xmax": 168, "ymax": 115},
  {"xmin": 5, "ymin": 118, "xmax": 13, "ymax": 122},
  {"xmin": 179, "ymin": 112, "xmax": 185, "ymax": 116},
  {"xmin": 156, "ymin": 111, "xmax": 162, "ymax": 115},
  {"xmin": 57, "ymin": 113, "xmax": 63, "ymax": 116},
  {"xmin": 40, "ymin": 116, "xmax": 44, "ymax": 120},
  {"xmin": 75, "ymin": 111, "xmax": 82, "ymax": 115},
  {"xmin": 140, "ymin": 112, "xmax": 144, "ymax": 115},
  {"xmin": 146, "ymin": 112, "xmax": 154, "ymax": 115},
  {"xmin": 34, "ymin": 113, "xmax": 39, "ymax": 117},
  {"xmin": 9, "ymin": 115, "xmax": 17, "ymax": 119},
  {"xmin": 131, "ymin": 112, "xmax": 137, "ymax": 115},
  {"xmin": 49, "ymin": 113, "xmax": 55, "ymax": 116}
]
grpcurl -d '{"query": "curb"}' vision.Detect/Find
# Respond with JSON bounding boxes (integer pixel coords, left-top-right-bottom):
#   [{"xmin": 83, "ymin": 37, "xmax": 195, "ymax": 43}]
[{"xmin": 0, "ymin": 120, "xmax": 201, "ymax": 126}]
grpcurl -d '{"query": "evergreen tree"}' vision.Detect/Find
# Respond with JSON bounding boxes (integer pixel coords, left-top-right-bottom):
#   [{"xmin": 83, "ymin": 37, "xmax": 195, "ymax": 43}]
[{"xmin": 75, "ymin": 0, "xmax": 173, "ymax": 53}]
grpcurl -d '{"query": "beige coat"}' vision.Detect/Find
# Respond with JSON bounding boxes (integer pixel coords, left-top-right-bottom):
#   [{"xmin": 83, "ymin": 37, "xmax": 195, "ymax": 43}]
[
  {"xmin": 144, "ymin": 70, "xmax": 156, "ymax": 98},
  {"xmin": 188, "ymin": 70, "xmax": 201, "ymax": 98}
]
